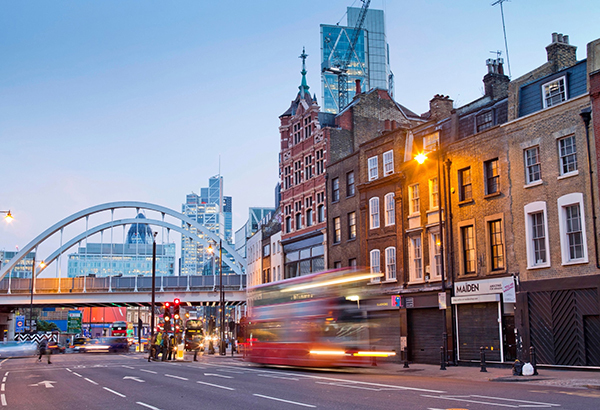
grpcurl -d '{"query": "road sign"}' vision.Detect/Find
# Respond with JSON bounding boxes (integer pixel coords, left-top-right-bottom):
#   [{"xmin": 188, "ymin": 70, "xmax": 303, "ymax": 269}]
[
  {"xmin": 67, "ymin": 310, "xmax": 82, "ymax": 333},
  {"xmin": 15, "ymin": 315, "xmax": 25, "ymax": 333}
]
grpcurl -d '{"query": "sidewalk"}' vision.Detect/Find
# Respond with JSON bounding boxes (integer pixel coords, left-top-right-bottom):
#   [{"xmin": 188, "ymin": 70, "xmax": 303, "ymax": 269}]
[{"xmin": 196, "ymin": 350, "xmax": 600, "ymax": 390}]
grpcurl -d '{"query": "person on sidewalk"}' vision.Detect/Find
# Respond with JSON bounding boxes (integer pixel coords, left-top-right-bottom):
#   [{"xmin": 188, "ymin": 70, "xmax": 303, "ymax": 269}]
[
  {"xmin": 167, "ymin": 334, "xmax": 176, "ymax": 360},
  {"xmin": 161, "ymin": 332, "xmax": 170, "ymax": 361},
  {"xmin": 38, "ymin": 339, "xmax": 52, "ymax": 364}
]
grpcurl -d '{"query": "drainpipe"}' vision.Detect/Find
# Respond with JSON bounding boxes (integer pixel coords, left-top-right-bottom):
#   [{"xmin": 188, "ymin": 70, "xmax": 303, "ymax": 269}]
[{"xmin": 580, "ymin": 107, "xmax": 600, "ymax": 269}]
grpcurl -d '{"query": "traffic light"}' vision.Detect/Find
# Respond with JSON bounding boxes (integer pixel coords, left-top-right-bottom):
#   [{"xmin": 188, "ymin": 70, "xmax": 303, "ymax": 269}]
[
  {"xmin": 173, "ymin": 298, "xmax": 181, "ymax": 321},
  {"xmin": 163, "ymin": 302, "xmax": 172, "ymax": 331}
]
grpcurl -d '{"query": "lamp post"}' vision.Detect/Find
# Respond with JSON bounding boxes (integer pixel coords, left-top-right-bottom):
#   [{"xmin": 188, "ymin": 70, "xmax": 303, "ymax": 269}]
[
  {"xmin": 148, "ymin": 232, "xmax": 157, "ymax": 362},
  {"xmin": 1, "ymin": 210, "xmax": 13, "ymax": 222},
  {"xmin": 218, "ymin": 239, "xmax": 226, "ymax": 355},
  {"xmin": 416, "ymin": 140, "xmax": 448, "ymax": 368}
]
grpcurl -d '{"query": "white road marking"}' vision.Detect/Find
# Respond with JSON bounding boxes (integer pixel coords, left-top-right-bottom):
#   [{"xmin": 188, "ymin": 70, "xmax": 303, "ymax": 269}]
[
  {"xmin": 185, "ymin": 365, "xmax": 206, "ymax": 370},
  {"xmin": 103, "ymin": 387, "xmax": 126, "ymax": 397},
  {"xmin": 215, "ymin": 368, "xmax": 245, "ymax": 374},
  {"xmin": 204, "ymin": 373, "xmax": 233, "ymax": 379},
  {"xmin": 2, "ymin": 372, "xmax": 7, "ymax": 376},
  {"xmin": 1, "ymin": 393, "xmax": 6, "ymax": 406},
  {"xmin": 258, "ymin": 374, "xmax": 300, "ymax": 381},
  {"xmin": 253, "ymin": 394, "xmax": 316, "ymax": 408},
  {"xmin": 165, "ymin": 374, "xmax": 188, "ymax": 381},
  {"xmin": 123, "ymin": 376, "xmax": 145, "ymax": 383},
  {"xmin": 471, "ymin": 395, "xmax": 560, "ymax": 407},
  {"xmin": 316, "ymin": 381, "xmax": 382, "ymax": 391},
  {"xmin": 29, "ymin": 381, "xmax": 56, "ymax": 388},
  {"xmin": 73, "ymin": 372, "xmax": 82, "ymax": 377},
  {"xmin": 85, "ymin": 378, "xmax": 98, "ymax": 385},
  {"xmin": 66, "ymin": 368, "xmax": 72, "ymax": 372},
  {"xmin": 1, "ymin": 378, "xmax": 4, "ymax": 383},
  {"xmin": 140, "ymin": 369, "xmax": 157, "ymax": 374},
  {"xmin": 196, "ymin": 381, "xmax": 235, "ymax": 390},
  {"xmin": 202, "ymin": 362, "xmax": 445, "ymax": 393},
  {"xmin": 422, "ymin": 394, "xmax": 517, "ymax": 408},
  {"xmin": 136, "ymin": 402, "xmax": 161, "ymax": 410},
  {"xmin": 122, "ymin": 365, "xmax": 135, "ymax": 369},
  {"xmin": 1, "ymin": 384, "xmax": 4, "ymax": 392}
]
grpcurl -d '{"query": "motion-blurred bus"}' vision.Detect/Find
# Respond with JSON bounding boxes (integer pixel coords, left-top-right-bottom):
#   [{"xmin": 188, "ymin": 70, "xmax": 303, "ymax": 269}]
[{"xmin": 245, "ymin": 269, "xmax": 396, "ymax": 367}]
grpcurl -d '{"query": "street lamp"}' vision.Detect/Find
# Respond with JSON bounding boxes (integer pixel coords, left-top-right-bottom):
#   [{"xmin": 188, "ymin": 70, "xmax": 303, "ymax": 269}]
[
  {"xmin": 148, "ymin": 231, "xmax": 158, "ymax": 362},
  {"xmin": 29, "ymin": 256, "xmax": 45, "ymax": 334},
  {"xmin": 208, "ymin": 241, "xmax": 226, "ymax": 355},
  {"xmin": 1, "ymin": 210, "xmax": 13, "ymax": 222},
  {"xmin": 415, "ymin": 140, "xmax": 448, "ymax": 369}
]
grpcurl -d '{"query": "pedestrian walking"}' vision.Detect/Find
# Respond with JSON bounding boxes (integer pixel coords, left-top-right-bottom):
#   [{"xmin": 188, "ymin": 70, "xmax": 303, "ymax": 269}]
[
  {"xmin": 154, "ymin": 332, "xmax": 163, "ymax": 360},
  {"xmin": 161, "ymin": 332, "xmax": 169, "ymax": 361},
  {"xmin": 167, "ymin": 334, "xmax": 176, "ymax": 360},
  {"xmin": 38, "ymin": 339, "xmax": 52, "ymax": 364}
]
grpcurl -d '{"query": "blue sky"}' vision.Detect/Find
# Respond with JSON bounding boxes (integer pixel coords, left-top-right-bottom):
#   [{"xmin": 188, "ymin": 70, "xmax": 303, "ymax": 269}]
[{"xmin": 1, "ymin": 0, "xmax": 599, "ymax": 274}]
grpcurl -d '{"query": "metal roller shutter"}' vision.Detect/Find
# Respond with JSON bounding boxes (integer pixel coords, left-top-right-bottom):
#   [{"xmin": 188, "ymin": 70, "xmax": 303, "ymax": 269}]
[
  {"xmin": 407, "ymin": 308, "xmax": 443, "ymax": 364},
  {"xmin": 457, "ymin": 303, "xmax": 501, "ymax": 361}
]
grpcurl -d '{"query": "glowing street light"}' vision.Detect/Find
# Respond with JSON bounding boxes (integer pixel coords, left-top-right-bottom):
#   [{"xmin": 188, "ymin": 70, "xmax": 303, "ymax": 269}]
[{"xmin": 1, "ymin": 210, "xmax": 13, "ymax": 222}]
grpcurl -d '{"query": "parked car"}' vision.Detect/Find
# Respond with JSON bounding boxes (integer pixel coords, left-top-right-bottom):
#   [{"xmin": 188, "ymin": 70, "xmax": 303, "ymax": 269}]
[
  {"xmin": 0, "ymin": 341, "xmax": 37, "ymax": 358},
  {"xmin": 47, "ymin": 341, "xmax": 66, "ymax": 354}
]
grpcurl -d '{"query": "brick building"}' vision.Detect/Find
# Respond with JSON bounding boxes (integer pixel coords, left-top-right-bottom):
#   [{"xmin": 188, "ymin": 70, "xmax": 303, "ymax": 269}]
[
  {"xmin": 279, "ymin": 49, "xmax": 335, "ymax": 278},
  {"xmin": 506, "ymin": 34, "xmax": 600, "ymax": 366}
]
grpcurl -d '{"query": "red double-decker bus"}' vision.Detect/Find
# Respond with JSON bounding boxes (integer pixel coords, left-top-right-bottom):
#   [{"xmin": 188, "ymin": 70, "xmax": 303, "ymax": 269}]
[{"xmin": 245, "ymin": 269, "xmax": 396, "ymax": 367}]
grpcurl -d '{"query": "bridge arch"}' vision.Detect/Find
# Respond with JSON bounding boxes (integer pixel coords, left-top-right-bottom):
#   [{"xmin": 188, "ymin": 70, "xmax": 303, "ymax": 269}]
[{"xmin": 0, "ymin": 201, "xmax": 245, "ymax": 280}]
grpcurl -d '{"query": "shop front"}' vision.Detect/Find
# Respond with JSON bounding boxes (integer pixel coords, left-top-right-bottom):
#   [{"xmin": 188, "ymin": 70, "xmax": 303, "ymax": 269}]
[{"xmin": 452, "ymin": 276, "xmax": 516, "ymax": 363}]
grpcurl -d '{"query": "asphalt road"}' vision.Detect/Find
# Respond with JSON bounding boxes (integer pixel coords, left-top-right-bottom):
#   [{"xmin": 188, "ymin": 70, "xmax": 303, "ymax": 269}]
[{"xmin": 1, "ymin": 353, "xmax": 598, "ymax": 409}]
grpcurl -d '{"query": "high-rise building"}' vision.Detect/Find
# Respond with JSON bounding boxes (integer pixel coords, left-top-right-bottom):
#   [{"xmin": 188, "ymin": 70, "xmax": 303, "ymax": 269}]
[
  {"xmin": 181, "ymin": 175, "xmax": 233, "ymax": 276},
  {"xmin": 0, "ymin": 250, "xmax": 35, "ymax": 278},
  {"xmin": 67, "ymin": 214, "xmax": 176, "ymax": 277},
  {"xmin": 321, "ymin": 6, "xmax": 392, "ymax": 114}
]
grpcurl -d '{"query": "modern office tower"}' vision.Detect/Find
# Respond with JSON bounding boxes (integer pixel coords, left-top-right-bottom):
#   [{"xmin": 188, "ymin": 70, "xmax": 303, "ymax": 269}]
[
  {"xmin": 181, "ymin": 175, "xmax": 233, "ymax": 276},
  {"xmin": 0, "ymin": 251, "xmax": 35, "ymax": 278},
  {"xmin": 321, "ymin": 6, "xmax": 392, "ymax": 113},
  {"xmin": 67, "ymin": 214, "xmax": 176, "ymax": 277},
  {"xmin": 234, "ymin": 207, "xmax": 276, "ymax": 259}
]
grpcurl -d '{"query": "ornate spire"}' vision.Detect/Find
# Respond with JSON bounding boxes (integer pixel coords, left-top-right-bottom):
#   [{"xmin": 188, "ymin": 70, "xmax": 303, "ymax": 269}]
[{"xmin": 298, "ymin": 47, "xmax": 310, "ymax": 97}]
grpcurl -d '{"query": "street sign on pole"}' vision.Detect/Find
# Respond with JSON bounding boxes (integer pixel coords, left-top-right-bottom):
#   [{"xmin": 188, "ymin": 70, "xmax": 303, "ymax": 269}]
[
  {"xmin": 67, "ymin": 310, "xmax": 82, "ymax": 333},
  {"xmin": 15, "ymin": 315, "xmax": 25, "ymax": 333}
]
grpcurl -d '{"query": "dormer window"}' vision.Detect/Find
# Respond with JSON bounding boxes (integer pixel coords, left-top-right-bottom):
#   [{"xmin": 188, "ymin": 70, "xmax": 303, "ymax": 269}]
[{"xmin": 542, "ymin": 76, "xmax": 567, "ymax": 108}]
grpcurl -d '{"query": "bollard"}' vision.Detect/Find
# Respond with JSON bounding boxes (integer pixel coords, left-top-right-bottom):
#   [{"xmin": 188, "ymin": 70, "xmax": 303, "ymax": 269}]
[
  {"xmin": 403, "ymin": 348, "xmax": 409, "ymax": 368},
  {"xmin": 480, "ymin": 346, "xmax": 487, "ymax": 372},
  {"xmin": 530, "ymin": 346, "xmax": 538, "ymax": 375},
  {"xmin": 440, "ymin": 346, "xmax": 446, "ymax": 370}
]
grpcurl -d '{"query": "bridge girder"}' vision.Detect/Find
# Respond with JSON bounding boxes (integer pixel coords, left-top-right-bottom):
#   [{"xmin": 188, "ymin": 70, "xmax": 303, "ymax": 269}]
[{"xmin": 0, "ymin": 201, "xmax": 246, "ymax": 281}]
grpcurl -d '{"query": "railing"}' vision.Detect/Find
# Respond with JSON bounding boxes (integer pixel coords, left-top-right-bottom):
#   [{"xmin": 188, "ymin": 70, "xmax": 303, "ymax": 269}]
[{"xmin": 0, "ymin": 274, "xmax": 247, "ymax": 294}]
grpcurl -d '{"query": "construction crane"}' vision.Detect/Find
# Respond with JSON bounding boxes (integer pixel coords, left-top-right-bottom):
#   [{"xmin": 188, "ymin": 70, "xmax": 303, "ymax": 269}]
[{"xmin": 322, "ymin": 0, "xmax": 371, "ymax": 111}]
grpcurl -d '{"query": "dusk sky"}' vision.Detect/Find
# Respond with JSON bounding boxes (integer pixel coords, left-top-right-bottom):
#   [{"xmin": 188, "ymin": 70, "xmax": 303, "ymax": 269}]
[{"xmin": 2, "ymin": 0, "xmax": 599, "ymax": 276}]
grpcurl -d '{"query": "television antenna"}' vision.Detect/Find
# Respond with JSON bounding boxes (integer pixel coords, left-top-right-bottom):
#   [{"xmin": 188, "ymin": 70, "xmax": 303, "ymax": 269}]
[{"xmin": 492, "ymin": 0, "xmax": 512, "ymax": 77}]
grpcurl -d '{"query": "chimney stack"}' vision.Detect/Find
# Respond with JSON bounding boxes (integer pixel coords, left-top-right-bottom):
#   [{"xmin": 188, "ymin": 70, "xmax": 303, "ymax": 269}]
[
  {"xmin": 355, "ymin": 79, "xmax": 361, "ymax": 95},
  {"xmin": 483, "ymin": 58, "xmax": 510, "ymax": 100},
  {"xmin": 546, "ymin": 32, "xmax": 577, "ymax": 72},
  {"xmin": 429, "ymin": 94, "xmax": 453, "ymax": 121}
]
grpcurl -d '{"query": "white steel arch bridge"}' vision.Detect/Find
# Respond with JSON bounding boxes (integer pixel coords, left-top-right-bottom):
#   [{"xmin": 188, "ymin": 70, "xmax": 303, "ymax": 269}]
[{"xmin": 0, "ymin": 201, "xmax": 247, "ymax": 308}]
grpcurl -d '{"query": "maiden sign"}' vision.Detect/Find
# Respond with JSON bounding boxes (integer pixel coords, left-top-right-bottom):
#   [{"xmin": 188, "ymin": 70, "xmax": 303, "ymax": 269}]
[{"xmin": 454, "ymin": 277, "xmax": 516, "ymax": 303}]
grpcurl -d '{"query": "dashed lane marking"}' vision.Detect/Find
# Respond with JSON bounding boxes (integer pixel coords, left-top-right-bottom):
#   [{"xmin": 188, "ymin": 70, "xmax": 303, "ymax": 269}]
[
  {"xmin": 122, "ymin": 365, "xmax": 135, "ymax": 369},
  {"xmin": 140, "ymin": 369, "xmax": 157, "ymax": 374},
  {"xmin": 421, "ymin": 394, "xmax": 560, "ymax": 408},
  {"xmin": 253, "ymin": 394, "xmax": 316, "ymax": 408},
  {"xmin": 1, "ymin": 393, "xmax": 6, "ymax": 406},
  {"xmin": 258, "ymin": 374, "xmax": 299, "ymax": 381},
  {"xmin": 103, "ymin": 387, "xmax": 126, "ymax": 397},
  {"xmin": 85, "ymin": 378, "xmax": 98, "ymax": 385},
  {"xmin": 72, "ymin": 372, "xmax": 82, "ymax": 377},
  {"xmin": 196, "ymin": 381, "xmax": 235, "ymax": 391},
  {"xmin": 165, "ymin": 374, "xmax": 188, "ymax": 381},
  {"xmin": 136, "ymin": 402, "xmax": 161, "ymax": 410}
]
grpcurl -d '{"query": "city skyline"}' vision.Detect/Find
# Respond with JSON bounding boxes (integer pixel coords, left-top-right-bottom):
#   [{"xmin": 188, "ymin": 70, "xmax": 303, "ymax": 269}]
[{"xmin": 2, "ymin": 0, "xmax": 599, "ymax": 262}]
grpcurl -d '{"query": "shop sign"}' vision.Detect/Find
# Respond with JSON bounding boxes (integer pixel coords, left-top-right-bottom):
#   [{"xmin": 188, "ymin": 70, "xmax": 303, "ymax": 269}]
[
  {"xmin": 391, "ymin": 295, "xmax": 401, "ymax": 307},
  {"xmin": 454, "ymin": 277, "xmax": 516, "ymax": 303}
]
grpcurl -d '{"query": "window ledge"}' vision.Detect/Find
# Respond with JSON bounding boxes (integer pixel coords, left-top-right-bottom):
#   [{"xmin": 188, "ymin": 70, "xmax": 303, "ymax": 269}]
[
  {"xmin": 458, "ymin": 199, "xmax": 474, "ymax": 206},
  {"xmin": 347, "ymin": 237, "xmax": 356, "ymax": 242},
  {"xmin": 346, "ymin": 193, "xmax": 356, "ymax": 199},
  {"xmin": 407, "ymin": 279, "xmax": 426, "ymax": 285},
  {"xmin": 381, "ymin": 279, "xmax": 398, "ymax": 284},
  {"xmin": 524, "ymin": 180, "xmax": 543, "ymax": 189},
  {"xmin": 484, "ymin": 192, "xmax": 501, "ymax": 199},
  {"xmin": 561, "ymin": 259, "xmax": 589, "ymax": 266},
  {"xmin": 558, "ymin": 170, "xmax": 579, "ymax": 180},
  {"xmin": 527, "ymin": 263, "xmax": 551, "ymax": 270},
  {"xmin": 384, "ymin": 223, "xmax": 396, "ymax": 227},
  {"xmin": 367, "ymin": 280, "xmax": 382, "ymax": 285},
  {"xmin": 408, "ymin": 213, "xmax": 420, "ymax": 218}
]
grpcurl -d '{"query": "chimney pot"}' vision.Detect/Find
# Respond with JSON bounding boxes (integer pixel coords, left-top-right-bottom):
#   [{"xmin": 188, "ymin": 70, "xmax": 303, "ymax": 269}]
[
  {"xmin": 564, "ymin": 35, "xmax": 569, "ymax": 45},
  {"xmin": 552, "ymin": 32, "xmax": 558, "ymax": 43},
  {"xmin": 355, "ymin": 79, "xmax": 361, "ymax": 95},
  {"xmin": 558, "ymin": 33, "xmax": 564, "ymax": 43}
]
